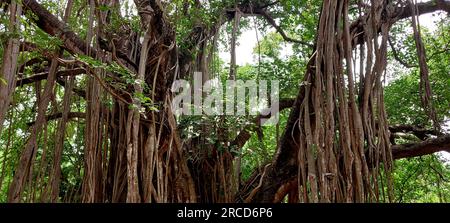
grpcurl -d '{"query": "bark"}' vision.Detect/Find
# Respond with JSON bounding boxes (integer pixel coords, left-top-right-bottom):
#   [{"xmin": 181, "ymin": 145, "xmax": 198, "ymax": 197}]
[
  {"xmin": 21, "ymin": 0, "xmax": 136, "ymax": 72},
  {"xmin": 81, "ymin": 0, "xmax": 103, "ymax": 203},
  {"xmin": 0, "ymin": 2, "xmax": 22, "ymax": 136},
  {"xmin": 389, "ymin": 124, "xmax": 440, "ymax": 140},
  {"xmin": 47, "ymin": 0, "xmax": 76, "ymax": 203},
  {"xmin": 49, "ymin": 74, "xmax": 75, "ymax": 202},
  {"xmin": 392, "ymin": 135, "xmax": 450, "ymax": 160},
  {"xmin": 229, "ymin": 7, "xmax": 241, "ymax": 80},
  {"xmin": 126, "ymin": 10, "xmax": 152, "ymax": 203}
]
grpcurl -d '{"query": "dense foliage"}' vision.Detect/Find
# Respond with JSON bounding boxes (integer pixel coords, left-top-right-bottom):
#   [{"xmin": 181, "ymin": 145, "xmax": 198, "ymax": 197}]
[{"xmin": 0, "ymin": 0, "xmax": 449, "ymax": 203}]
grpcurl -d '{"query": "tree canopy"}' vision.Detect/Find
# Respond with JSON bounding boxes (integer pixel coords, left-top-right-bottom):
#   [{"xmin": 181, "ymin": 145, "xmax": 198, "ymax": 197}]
[{"xmin": 0, "ymin": 0, "xmax": 449, "ymax": 203}]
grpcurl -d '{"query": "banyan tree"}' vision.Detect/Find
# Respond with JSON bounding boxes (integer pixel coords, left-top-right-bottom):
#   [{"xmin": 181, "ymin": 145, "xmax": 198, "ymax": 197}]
[{"xmin": 0, "ymin": 0, "xmax": 449, "ymax": 203}]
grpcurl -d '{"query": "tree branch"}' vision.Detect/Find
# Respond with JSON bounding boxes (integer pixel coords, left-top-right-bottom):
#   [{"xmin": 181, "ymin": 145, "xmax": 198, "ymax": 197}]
[
  {"xmin": 231, "ymin": 98, "xmax": 296, "ymax": 150},
  {"xmin": 351, "ymin": 0, "xmax": 450, "ymax": 46},
  {"xmin": 388, "ymin": 37, "xmax": 417, "ymax": 68},
  {"xmin": 392, "ymin": 134, "xmax": 450, "ymax": 160},
  {"xmin": 22, "ymin": 0, "xmax": 137, "ymax": 72},
  {"xmin": 27, "ymin": 112, "xmax": 85, "ymax": 126},
  {"xmin": 259, "ymin": 10, "xmax": 313, "ymax": 47},
  {"xmin": 22, "ymin": 0, "xmax": 90, "ymax": 55},
  {"xmin": 224, "ymin": 2, "xmax": 312, "ymax": 47},
  {"xmin": 16, "ymin": 68, "xmax": 85, "ymax": 87},
  {"xmin": 389, "ymin": 124, "xmax": 441, "ymax": 140},
  {"xmin": 396, "ymin": 0, "xmax": 450, "ymax": 21},
  {"xmin": 20, "ymin": 41, "xmax": 57, "ymax": 59}
]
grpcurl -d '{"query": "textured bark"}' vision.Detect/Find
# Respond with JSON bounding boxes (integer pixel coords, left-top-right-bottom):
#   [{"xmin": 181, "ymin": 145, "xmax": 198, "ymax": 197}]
[
  {"xmin": 49, "ymin": 72, "xmax": 75, "ymax": 201},
  {"xmin": 0, "ymin": 2, "xmax": 22, "ymax": 136},
  {"xmin": 45, "ymin": 0, "xmax": 75, "ymax": 203},
  {"xmin": 81, "ymin": 0, "xmax": 104, "ymax": 203},
  {"xmin": 126, "ymin": 13, "xmax": 152, "ymax": 203}
]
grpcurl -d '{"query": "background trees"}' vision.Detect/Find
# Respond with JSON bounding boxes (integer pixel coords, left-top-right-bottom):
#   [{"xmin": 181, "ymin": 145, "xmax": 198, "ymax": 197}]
[{"xmin": 0, "ymin": 0, "xmax": 449, "ymax": 203}]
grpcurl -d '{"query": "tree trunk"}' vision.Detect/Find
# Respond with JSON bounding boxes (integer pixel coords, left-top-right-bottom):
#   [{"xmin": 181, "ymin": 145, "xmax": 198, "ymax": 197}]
[{"xmin": 0, "ymin": 2, "xmax": 22, "ymax": 136}]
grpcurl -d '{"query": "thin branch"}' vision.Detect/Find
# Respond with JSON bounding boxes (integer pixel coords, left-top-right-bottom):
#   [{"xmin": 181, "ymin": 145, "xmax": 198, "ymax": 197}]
[
  {"xmin": 244, "ymin": 164, "xmax": 271, "ymax": 203},
  {"xmin": 429, "ymin": 163, "xmax": 449, "ymax": 183},
  {"xmin": 428, "ymin": 47, "xmax": 450, "ymax": 61},
  {"xmin": 388, "ymin": 37, "xmax": 417, "ymax": 68},
  {"xmin": 259, "ymin": 10, "xmax": 313, "ymax": 47},
  {"xmin": 26, "ymin": 112, "xmax": 85, "ymax": 126}
]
